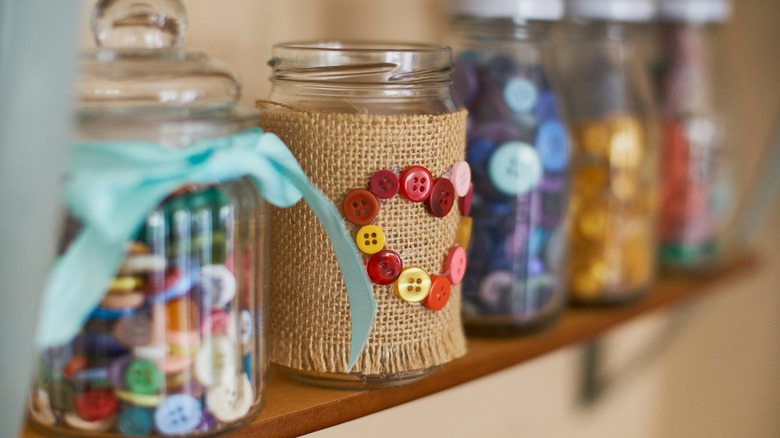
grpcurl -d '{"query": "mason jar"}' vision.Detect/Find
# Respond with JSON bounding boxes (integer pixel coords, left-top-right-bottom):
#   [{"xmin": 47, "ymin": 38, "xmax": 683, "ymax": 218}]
[
  {"xmin": 28, "ymin": 1, "xmax": 267, "ymax": 435},
  {"xmin": 559, "ymin": 0, "xmax": 660, "ymax": 305},
  {"xmin": 257, "ymin": 42, "xmax": 468, "ymax": 388},
  {"xmin": 446, "ymin": 0, "xmax": 570, "ymax": 334},
  {"xmin": 653, "ymin": 0, "xmax": 733, "ymax": 272}
]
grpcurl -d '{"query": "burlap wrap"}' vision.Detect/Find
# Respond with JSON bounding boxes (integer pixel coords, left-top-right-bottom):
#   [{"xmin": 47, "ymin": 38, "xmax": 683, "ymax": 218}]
[{"xmin": 257, "ymin": 101, "xmax": 468, "ymax": 375}]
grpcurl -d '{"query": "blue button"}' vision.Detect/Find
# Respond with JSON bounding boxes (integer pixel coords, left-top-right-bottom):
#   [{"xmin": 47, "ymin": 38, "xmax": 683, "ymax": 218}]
[
  {"xmin": 90, "ymin": 306, "xmax": 136, "ymax": 320},
  {"xmin": 154, "ymin": 394, "xmax": 202, "ymax": 435},
  {"xmin": 534, "ymin": 92, "xmax": 559, "ymax": 121},
  {"xmin": 243, "ymin": 353, "xmax": 253, "ymax": 385},
  {"xmin": 503, "ymin": 77, "xmax": 538, "ymax": 113},
  {"xmin": 118, "ymin": 406, "xmax": 154, "ymax": 436},
  {"xmin": 466, "ymin": 139, "xmax": 496, "ymax": 167},
  {"xmin": 488, "ymin": 142, "xmax": 542, "ymax": 196},
  {"xmin": 535, "ymin": 120, "xmax": 569, "ymax": 172}
]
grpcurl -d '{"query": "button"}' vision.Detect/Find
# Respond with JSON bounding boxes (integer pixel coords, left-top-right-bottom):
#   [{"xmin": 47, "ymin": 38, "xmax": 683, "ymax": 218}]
[
  {"xmin": 100, "ymin": 290, "xmax": 145, "ymax": 310},
  {"xmin": 158, "ymin": 353, "xmax": 195, "ymax": 374},
  {"xmin": 128, "ymin": 241, "xmax": 150, "ymax": 255},
  {"xmin": 366, "ymin": 250, "xmax": 403, "ymax": 285},
  {"xmin": 470, "ymin": 121, "xmax": 521, "ymax": 146},
  {"xmin": 119, "ymin": 254, "xmax": 166, "ymax": 275},
  {"xmin": 113, "ymin": 312, "xmax": 153, "ymax": 347},
  {"xmin": 239, "ymin": 310, "xmax": 253, "ymax": 345},
  {"xmin": 399, "ymin": 166, "xmax": 433, "ymax": 202},
  {"xmin": 609, "ymin": 118, "xmax": 643, "ymax": 169},
  {"xmin": 534, "ymin": 91, "xmax": 559, "ymax": 121},
  {"xmin": 28, "ymin": 389, "xmax": 56, "ymax": 426},
  {"xmin": 116, "ymin": 390, "xmax": 164, "ymax": 407},
  {"xmin": 73, "ymin": 388, "xmax": 119, "ymax": 421},
  {"xmin": 479, "ymin": 270, "xmax": 513, "ymax": 306},
  {"xmin": 579, "ymin": 122, "xmax": 610, "ymax": 157},
  {"xmin": 72, "ymin": 367, "xmax": 109, "ymax": 383},
  {"xmin": 443, "ymin": 246, "xmax": 468, "ymax": 285},
  {"xmin": 133, "ymin": 344, "xmax": 167, "ymax": 361},
  {"xmin": 166, "ymin": 329, "xmax": 200, "ymax": 347},
  {"xmin": 488, "ymin": 141, "xmax": 542, "ymax": 196},
  {"xmin": 342, "ymin": 189, "xmax": 380, "ymax": 225},
  {"xmin": 109, "ymin": 276, "xmax": 145, "ymax": 293},
  {"xmin": 63, "ymin": 355, "xmax": 87, "ymax": 378},
  {"xmin": 453, "ymin": 59, "xmax": 479, "ymax": 104},
  {"xmin": 426, "ymin": 178, "xmax": 456, "ymax": 218},
  {"xmin": 424, "ymin": 276, "xmax": 451, "ymax": 311},
  {"xmin": 195, "ymin": 335, "xmax": 236, "ymax": 387},
  {"xmin": 459, "ymin": 183, "xmax": 473, "ymax": 216},
  {"xmin": 206, "ymin": 373, "xmax": 254, "ymax": 423},
  {"xmin": 466, "ymin": 139, "xmax": 496, "ymax": 166},
  {"xmin": 369, "ymin": 170, "xmax": 400, "ymax": 200},
  {"xmin": 503, "ymin": 77, "xmax": 538, "ymax": 113},
  {"xmin": 457, "ymin": 217, "xmax": 473, "ymax": 251},
  {"xmin": 78, "ymin": 332, "xmax": 130, "ymax": 356},
  {"xmin": 394, "ymin": 267, "xmax": 431, "ymax": 303},
  {"xmin": 117, "ymin": 406, "xmax": 154, "ymax": 436},
  {"xmin": 536, "ymin": 120, "xmax": 569, "ymax": 173},
  {"xmin": 108, "ymin": 355, "xmax": 134, "ymax": 389},
  {"xmin": 153, "ymin": 394, "xmax": 202, "ymax": 435},
  {"xmin": 449, "ymin": 161, "xmax": 472, "ymax": 197},
  {"xmin": 89, "ymin": 306, "xmax": 136, "ymax": 320},
  {"xmin": 125, "ymin": 359, "xmax": 163, "ymax": 395},
  {"xmin": 200, "ymin": 264, "xmax": 237, "ymax": 309},
  {"xmin": 201, "ymin": 310, "xmax": 229, "ymax": 336},
  {"xmin": 165, "ymin": 297, "xmax": 199, "ymax": 333},
  {"xmin": 64, "ymin": 411, "xmax": 117, "ymax": 432},
  {"xmin": 355, "ymin": 224, "xmax": 386, "ymax": 255}
]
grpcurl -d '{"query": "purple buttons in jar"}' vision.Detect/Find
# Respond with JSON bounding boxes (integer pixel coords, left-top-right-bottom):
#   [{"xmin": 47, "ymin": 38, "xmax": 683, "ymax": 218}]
[{"xmin": 452, "ymin": 42, "xmax": 569, "ymax": 333}]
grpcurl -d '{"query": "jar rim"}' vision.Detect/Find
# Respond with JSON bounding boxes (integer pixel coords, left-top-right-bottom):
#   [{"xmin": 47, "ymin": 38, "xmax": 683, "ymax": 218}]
[{"xmin": 273, "ymin": 40, "xmax": 450, "ymax": 54}]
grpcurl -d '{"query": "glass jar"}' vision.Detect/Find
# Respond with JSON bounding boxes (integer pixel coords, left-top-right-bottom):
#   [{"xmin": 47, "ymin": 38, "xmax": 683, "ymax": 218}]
[
  {"xmin": 653, "ymin": 0, "xmax": 732, "ymax": 272},
  {"xmin": 258, "ymin": 42, "xmax": 468, "ymax": 388},
  {"xmin": 28, "ymin": 1, "xmax": 267, "ymax": 436},
  {"xmin": 445, "ymin": 0, "xmax": 570, "ymax": 334},
  {"xmin": 559, "ymin": 0, "xmax": 660, "ymax": 305}
]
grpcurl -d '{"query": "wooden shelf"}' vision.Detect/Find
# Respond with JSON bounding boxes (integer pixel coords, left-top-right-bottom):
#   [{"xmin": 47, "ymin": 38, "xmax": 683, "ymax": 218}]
[{"xmin": 22, "ymin": 253, "xmax": 758, "ymax": 438}]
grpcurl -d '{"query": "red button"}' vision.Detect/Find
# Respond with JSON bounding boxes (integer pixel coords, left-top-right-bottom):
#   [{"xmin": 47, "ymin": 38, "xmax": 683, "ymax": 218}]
[
  {"xmin": 426, "ymin": 178, "xmax": 456, "ymax": 218},
  {"xmin": 342, "ymin": 189, "xmax": 379, "ymax": 226},
  {"xmin": 399, "ymin": 166, "xmax": 433, "ymax": 202},
  {"xmin": 459, "ymin": 182, "xmax": 473, "ymax": 216},
  {"xmin": 73, "ymin": 388, "xmax": 119, "ymax": 421},
  {"xmin": 424, "ymin": 276, "xmax": 451, "ymax": 311},
  {"xmin": 443, "ymin": 246, "xmax": 468, "ymax": 285},
  {"xmin": 366, "ymin": 250, "xmax": 404, "ymax": 285},
  {"xmin": 369, "ymin": 170, "xmax": 400, "ymax": 199}
]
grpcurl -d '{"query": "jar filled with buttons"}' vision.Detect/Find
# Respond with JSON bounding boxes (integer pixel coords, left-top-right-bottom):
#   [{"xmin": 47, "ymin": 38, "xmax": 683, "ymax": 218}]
[
  {"xmin": 28, "ymin": 1, "xmax": 269, "ymax": 436},
  {"xmin": 257, "ymin": 42, "xmax": 469, "ymax": 388},
  {"xmin": 558, "ymin": 0, "xmax": 661, "ymax": 305},
  {"xmin": 652, "ymin": 0, "xmax": 734, "ymax": 272},
  {"xmin": 445, "ymin": 0, "xmax": 572, "ymax": 334}
]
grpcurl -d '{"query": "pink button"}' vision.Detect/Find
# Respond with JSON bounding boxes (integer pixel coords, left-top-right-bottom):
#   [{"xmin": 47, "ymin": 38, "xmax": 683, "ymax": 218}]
[
  {"xmin": 443, "ymin": 246, "xmax": 467, "ymax": 285},
  {"xmin": 459, "ymin": 183, "xmax": 473, "ymax": 216},
  {"xmin": 449, "ymin": 161, "xmax": 472, "ymax": 197}
]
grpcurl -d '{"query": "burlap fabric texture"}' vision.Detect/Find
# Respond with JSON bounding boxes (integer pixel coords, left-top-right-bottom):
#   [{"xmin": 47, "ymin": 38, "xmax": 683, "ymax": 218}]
[{"xmin": 257, "ymin": 101, "xmax": 469, "ymax": 375}]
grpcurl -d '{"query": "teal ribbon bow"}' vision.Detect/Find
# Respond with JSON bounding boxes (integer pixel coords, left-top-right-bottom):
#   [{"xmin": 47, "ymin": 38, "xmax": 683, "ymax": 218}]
[{"xmin": 37, "ymin": 127, "xmax": 376, "ymax": 371}]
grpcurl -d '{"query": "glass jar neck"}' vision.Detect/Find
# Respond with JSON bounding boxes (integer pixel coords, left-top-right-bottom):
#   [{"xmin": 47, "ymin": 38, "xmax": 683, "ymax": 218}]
[
  {"xmin": 449, "ymin": 16, "xmax": 555, "ymax": 42},
  {"xmin": 266, "ymin": 42, "xmax": 457, "ymax": 115}
]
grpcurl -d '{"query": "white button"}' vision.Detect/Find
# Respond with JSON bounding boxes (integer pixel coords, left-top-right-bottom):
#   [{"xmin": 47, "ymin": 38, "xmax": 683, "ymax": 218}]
[
  {"xmin": 28, "ymin": 389, "xmax": 56, "ymax": 426},
  {"xmin": 239, "ymin": 310, "xmax": 253, "ymax": 345},
  {"xmin": 195, "ymin": 335, "xmax": 236, "ymax": 388},
  {"xmin": 200, "ymin": 265, "xmax": 237, "ymax": 309},
  {"xmin": 205, "ymin": 373, "xmax": 254, "ymax": 422},
  {"xmin": 64, "ymin": 412, "xmax": 117, "ymax": 432}
]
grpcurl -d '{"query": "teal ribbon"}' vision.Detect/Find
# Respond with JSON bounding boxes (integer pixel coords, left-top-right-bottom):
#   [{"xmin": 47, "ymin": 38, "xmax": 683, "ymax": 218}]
[{"xmin": 37, "ymin": 128, "xmax": 376, "ymax": 371}]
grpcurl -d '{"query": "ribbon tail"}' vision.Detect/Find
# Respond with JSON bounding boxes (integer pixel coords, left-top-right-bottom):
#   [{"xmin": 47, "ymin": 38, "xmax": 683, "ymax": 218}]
[
  {"xmin": 36, "ymin": 228, "xmax": 127, "ymax": 348},
  {"xmin": 276, "ymin": 168, "xmax": 377, "ymax": 372}
]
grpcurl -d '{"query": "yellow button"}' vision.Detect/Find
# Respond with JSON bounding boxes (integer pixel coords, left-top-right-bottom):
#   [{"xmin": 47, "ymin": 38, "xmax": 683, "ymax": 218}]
[
  {"xmin": 395, "ymin": 267, "xmax": 431, "ymax": 303},
  {"xmin": 580, "ymin": 122, "xmax": 610, "ymax": 157},
  {"xmin": 577, "ymin": 197, "xmax": 610, "ymax": 241},
  {"xmin": 356, "ymin": 224, "xmax": 386, "ymax": 255},
  {"xmin": 457, "ymin": 217, "xmax": 473, "ymax": 251},
  {"xmin": 608, "ymin": 118, "xmax": 644, "ymax": 169},
  {"xmin": 115, "ymin": 389, "xmax": 164, "ymax": 407},
  {"xmin": 109, "ymin": 276, "xmax": 145, "ymax": 293},
  {"xmin": 611, "ymin": 172, "xmax": 639, "ymax": 201}
]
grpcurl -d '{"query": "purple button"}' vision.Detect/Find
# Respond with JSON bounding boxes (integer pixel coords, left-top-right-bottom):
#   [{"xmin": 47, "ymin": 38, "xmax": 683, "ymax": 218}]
[
  {"xmin": 467, "ymin": 139, "xmax": 496, "ymax": 167},
  {"xmin": 534, "ymin": 92, "xmax": 559, "ymax": 121},
  {"xmin": 453, "ymin": 59, "xmax": 480, "ymax": 105}
]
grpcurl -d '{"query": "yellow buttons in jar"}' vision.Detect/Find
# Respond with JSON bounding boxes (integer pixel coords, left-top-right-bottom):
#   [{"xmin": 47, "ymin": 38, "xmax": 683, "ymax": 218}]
[
  {"xmin": 395, "ymin": 267, "xmax": 431, "ymax": 303},
  {"xmin": 355, "ymin": 224, "xmax": 386, "ymax": 255}
]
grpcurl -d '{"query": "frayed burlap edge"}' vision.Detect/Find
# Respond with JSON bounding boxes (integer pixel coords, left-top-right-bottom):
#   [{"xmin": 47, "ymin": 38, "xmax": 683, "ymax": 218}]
[{"xmin": 258, "ymin": 101, "xmax": 468, "ymax": 375}]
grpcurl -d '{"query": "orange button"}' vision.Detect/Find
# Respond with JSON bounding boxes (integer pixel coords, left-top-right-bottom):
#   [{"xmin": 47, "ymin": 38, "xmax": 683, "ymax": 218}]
[
  {"xmin": 424, "ymin": 276, "xmax": 451, "ymax": 311},
  {"xmin": 342, "ymin": 189, "xmax": 380, "ymax": 226}
]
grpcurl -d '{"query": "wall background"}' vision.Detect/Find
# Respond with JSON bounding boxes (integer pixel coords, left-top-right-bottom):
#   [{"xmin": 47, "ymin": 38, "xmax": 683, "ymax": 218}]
[{"xmin": 75, "ymin": 0, "xmax": 780, "ymax": 437}]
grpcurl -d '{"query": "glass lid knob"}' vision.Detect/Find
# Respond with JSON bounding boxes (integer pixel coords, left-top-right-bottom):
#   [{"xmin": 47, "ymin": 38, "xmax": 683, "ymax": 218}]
[{"xmin": 92, "ymin": 0, "xmax": 187, "ymax": 49}]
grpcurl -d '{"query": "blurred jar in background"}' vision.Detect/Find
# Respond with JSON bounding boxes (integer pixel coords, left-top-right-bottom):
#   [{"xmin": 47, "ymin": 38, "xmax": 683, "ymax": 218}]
[
  {"xmin": 446, "ymin": 0, "xmax": 570, "ymax": 334},
  {"xmin": 559, "ymin": 0, "xmax": 660, "ymax": 305},
  {"xmin": 653, "ymin": 0, "xmax": 733, "ymax": 272}
]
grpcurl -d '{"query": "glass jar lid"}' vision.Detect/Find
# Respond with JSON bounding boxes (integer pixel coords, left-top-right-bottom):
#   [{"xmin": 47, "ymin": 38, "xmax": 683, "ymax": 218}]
[{"xmin": 80, "ymin": 0, "xmax": 240, "ymax": 115}]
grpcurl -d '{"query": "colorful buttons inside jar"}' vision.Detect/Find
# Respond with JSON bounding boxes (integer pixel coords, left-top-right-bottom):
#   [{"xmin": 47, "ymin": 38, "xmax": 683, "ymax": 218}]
[
  {"xmin": 453, "ymin": 50, "xmax": 569, "ymax": 325},
  {"xmin": 568, "ymin": 116, "xmax": 656, "ymax": 302},
  {"xmin": 341, "ymin": 163, "xmax": 472, "ymax": 311},
  {"xmin": 31, "ymin": 185, "xmax": 262, "ymax": 436}
]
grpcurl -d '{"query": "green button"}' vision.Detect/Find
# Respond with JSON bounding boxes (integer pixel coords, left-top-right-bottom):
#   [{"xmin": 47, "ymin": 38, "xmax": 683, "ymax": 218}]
[{"xmin": 125, "ymin": 359, "xmax": 163, "ymax": 395}]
